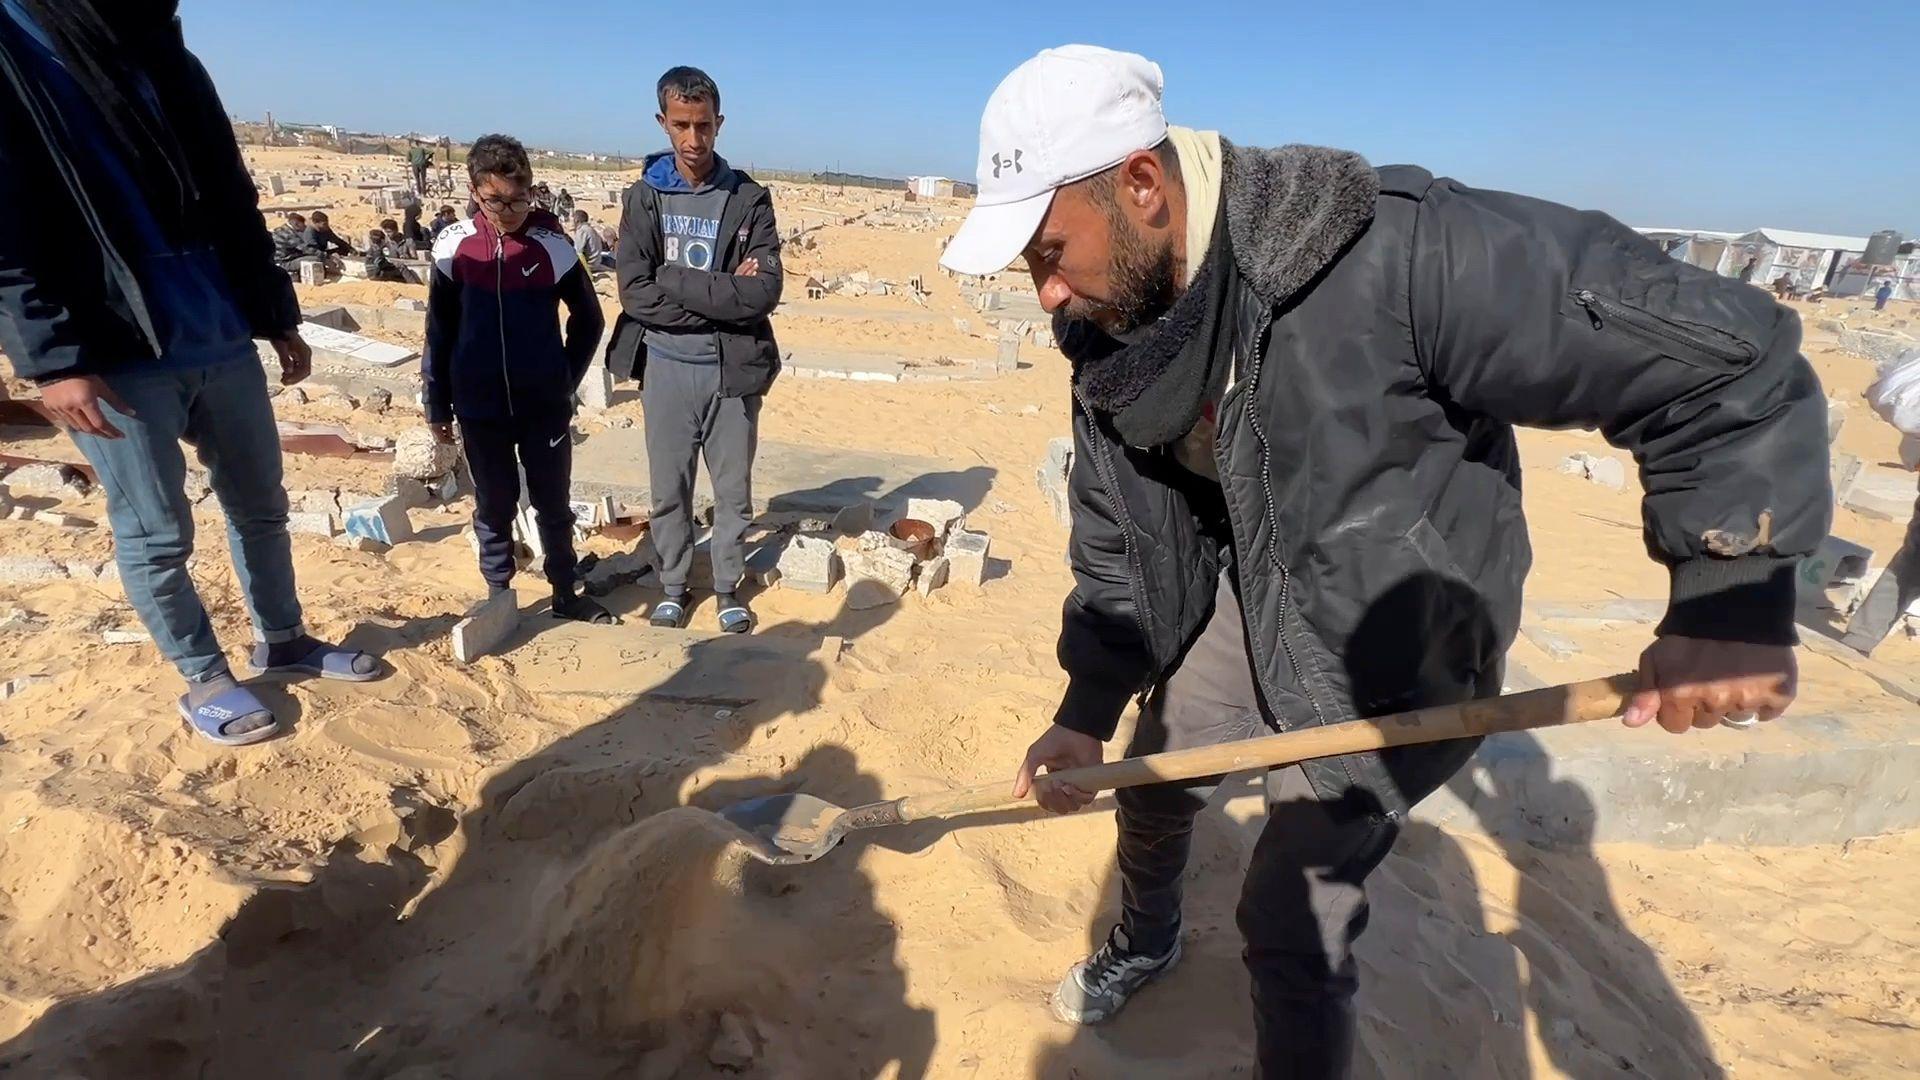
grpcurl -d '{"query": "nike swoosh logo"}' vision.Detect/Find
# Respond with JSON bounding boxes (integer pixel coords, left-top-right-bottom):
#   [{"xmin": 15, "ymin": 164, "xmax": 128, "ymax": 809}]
[
  {"xmin": 549, "ymin": 434, "xmax": 567, "ymax": 448},
  {"xmin": 522, "ymin": 264, "xmax": 539, "ymax": 278}
]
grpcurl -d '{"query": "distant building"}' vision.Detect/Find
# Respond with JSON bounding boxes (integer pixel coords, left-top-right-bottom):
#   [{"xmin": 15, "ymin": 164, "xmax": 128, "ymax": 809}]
[
  {"xmin": 1722, "ymin": 229, "xmax": 1870, "ymax": 293},
  {"xmin": 908, "ymin": 176, "xmax": 958, "ymax": 199}
]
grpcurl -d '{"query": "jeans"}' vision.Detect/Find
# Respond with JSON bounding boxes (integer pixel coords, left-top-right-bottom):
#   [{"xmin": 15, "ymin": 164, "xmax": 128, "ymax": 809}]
[
  {"xmin": 68, "ymin": 359, "xmax": 305, "ymax": 681},
  {"xmin": 1116, "ymin": 571, "xmax": 1398, "ymax": 1079},
  {"xmin": 458, "ymin": 411, "xmax": 578, "ymax": 592},
  {"xmin": 1842, "ymin": 480, "xmax": 1920, "ymax": 654}
]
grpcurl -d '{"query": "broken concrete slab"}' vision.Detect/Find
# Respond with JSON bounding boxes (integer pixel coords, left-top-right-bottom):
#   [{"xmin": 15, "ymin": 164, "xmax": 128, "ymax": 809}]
[
  {"xmin": 392, "ymin": 427, "xmax": 458, "ymax": 480},
  {"xmin": 830, "ymin": 500, "xmax": 873, "ymax": 537},
  {"xmin": 903, "ymin": 497, "xmax": 965, "ymax": 537},
  {"xmin": 1036, "ymin": 437, "xmax": 1073, "ymax": 527},
  {"xmin": 1519, "ymin": 625, "xmax": 1582, "ymax": 661},
  {"xmin": 452, "ymin": 590, "xmax": 520, "ymax": 663},
  {"xmin": 343, "ymin": 496, "xmax": 414, "ymax": 545},
  {"xmin": 845, "ymin": 552, "xmax": 914, "ymax": 610},
  {"xmin": 2, "ymin": 461, "xmax": 89, "ymax": 498},
  {"xmin": 286, "ymin": 511, "xmax": 338, "ymax": 537},
  {"xmin": 298, "ymin": 322, "xmax": 419, "ymax": 368},
  {"xmin": 1831, "ymin": 452, "xmax": 1865, "ymax": 505},
  {"xmin": 775, "ymin": 535, "xmax": 840, "ymax": 594},
  {"xmin": 290, "ymin": 489, "xmax": 342, "ymax": 515},
  {"xmin": 569, "ymin": 427, "xmax": 957, "ymax": 521},
  {"xmin": 1560, "ymin": 451, "xmax": 1628, "ymax": 491},
  {"xmin": 916, "ymin": 555, "xmax": 950, "ymax": 597},
  {"xmin": 1842, "ymin": 467, "xmax": 1918, "ymax": 522},
  {"xmin": 580, "ymin": 542, "xmax": 661, "ymax": 597},
  {"xmin": 1414, "ymin": 693, "xmax": 1920, "ymax": 847},
  {"xmin": 0, "ymin": 556, "xmax": 67, "ymax": 584},
  {"xmin": 0, "ymin": 673, "xmax": 52, "ymax": 701}
]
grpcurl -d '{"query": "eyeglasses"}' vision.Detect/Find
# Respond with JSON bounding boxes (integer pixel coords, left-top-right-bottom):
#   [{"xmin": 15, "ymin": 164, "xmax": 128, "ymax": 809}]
[{"xmin": 478, "ymin": 194, "xmax": 533, "ymax": 213}]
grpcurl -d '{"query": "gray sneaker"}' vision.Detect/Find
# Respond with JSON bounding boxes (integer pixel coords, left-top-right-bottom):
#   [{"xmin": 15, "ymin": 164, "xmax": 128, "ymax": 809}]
[{"xmin": 1051, "ymin": 926, "xmax": 1182, "ymax": 1024}]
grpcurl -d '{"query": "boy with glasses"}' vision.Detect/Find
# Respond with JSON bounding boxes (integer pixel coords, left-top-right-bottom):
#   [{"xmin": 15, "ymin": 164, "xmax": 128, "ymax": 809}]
[{"xmin": 425, "ymin": 134, "xmax": 612, "ymax": 624}]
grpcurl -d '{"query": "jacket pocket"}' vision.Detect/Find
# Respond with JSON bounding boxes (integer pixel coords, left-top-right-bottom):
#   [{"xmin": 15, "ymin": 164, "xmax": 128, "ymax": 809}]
[{"xmin": 1567, "ymin": 289, "xmax": 1756, "ymax": 373}]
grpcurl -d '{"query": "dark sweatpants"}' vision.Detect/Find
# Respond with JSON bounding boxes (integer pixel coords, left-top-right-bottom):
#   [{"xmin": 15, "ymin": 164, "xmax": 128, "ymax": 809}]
[
  {"xmin": 1117, "ymin": 571, "xmax": 1399, "ymax": 1079},
  {"xmin": 459, "ymin": 412, "xmax": 577, "ymax": 592}
]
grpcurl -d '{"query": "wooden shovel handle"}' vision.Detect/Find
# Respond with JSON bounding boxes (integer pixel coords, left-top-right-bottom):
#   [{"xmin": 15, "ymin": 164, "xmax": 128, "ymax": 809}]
[{"xmin": 896, "ymin": 674, "xmax": 1638, "ymax": 824}]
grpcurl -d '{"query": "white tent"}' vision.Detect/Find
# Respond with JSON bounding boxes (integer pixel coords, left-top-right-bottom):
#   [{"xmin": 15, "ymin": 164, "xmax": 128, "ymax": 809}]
[{"xmin": 1722, "ymin": 228, "xmax": 1870, "ymax": 292}]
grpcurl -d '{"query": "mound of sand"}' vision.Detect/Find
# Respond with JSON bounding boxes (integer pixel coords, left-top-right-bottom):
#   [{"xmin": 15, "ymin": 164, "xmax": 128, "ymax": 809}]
[{"xmin": 527, "ymin": 807, "xmax": 785, "ymax": 1041}]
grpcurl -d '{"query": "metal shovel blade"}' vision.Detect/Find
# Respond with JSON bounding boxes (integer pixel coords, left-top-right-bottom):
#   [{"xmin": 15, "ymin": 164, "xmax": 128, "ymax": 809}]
[{"xmin": 716, "ymin": 793, "xmax": 851, "ymax": 866}]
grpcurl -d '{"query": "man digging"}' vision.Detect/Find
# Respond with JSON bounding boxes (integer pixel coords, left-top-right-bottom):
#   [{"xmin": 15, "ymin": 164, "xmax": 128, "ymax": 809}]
[{"xmin": 941, "ymin": 46, "xmax": 1829, "ymax": 1076}]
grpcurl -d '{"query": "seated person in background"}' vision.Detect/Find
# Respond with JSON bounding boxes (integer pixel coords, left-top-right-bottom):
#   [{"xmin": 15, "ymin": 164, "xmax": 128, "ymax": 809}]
[
  {"xmin": 363, "ymin": 229, "xmax": 416, "ymax": 284},
  {"xmin": 571, "ymin": 209, "xmax": 614, "ymax": 269},
  {"xmin": 402, "ymin": 203, "xmax": 432, "ymax": 252},
  {"xmin": 1772, "ymin": 274, "xmax": 1796, "ymax": 300},
  {"xmin": 306, "ymin": 210, "xmax": 355, "ymax": 258},
  {"xmin": 555, "ymin": 187, "xmax": 575, "ymax": 220},
  {"xmin": 380, "ymin": 217, "xmax": 416, "ymax": 259},
  {"xmin": 271, "ymin": 211, "xmax": 319, "ymax": 268},
  {"xmin": 430, "ymin": 205, "xmax": 460, "ymax": 239}
]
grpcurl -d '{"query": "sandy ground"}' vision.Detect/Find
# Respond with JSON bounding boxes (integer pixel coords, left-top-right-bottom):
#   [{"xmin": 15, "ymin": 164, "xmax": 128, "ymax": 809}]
[{"xmin": 0, "ymin": 149, "xmax": 1917, "ymax": 1077}]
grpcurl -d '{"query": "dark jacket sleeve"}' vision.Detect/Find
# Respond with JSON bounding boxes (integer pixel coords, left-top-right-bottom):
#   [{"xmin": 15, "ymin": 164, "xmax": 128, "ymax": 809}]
[
  {"xmin": 654, "ymin": 187, "xmax": 783, "ymax": 322},
  {"xmin": 1053, "ymin": 409, "xmax": 1156, "ymax": 741},
  {"xmin": 175, "ymin": 50, "xmax": 300, "ymax": 341},
  {"xmin": 558, "ymin": 256, "xmax": 605, "ymax": 390},
  {"xmin": 1409, "ymin": 180, "xmax": 1831, "ymax": 645},
  {"xmin": 614, "ymin": 183, "xmax": 711, "ymax": 332},
  {"xmin": 423, "ymin": 257, "xmax": 459, "ymax": 423},
  {"xmin": 0, "ymin": 116, "xmax": 93, "ymax": 381}
]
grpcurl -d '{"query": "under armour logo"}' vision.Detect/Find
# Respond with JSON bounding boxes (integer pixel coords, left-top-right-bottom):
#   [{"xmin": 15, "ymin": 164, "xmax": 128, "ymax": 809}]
[{"xmin": 992, "ymin": 149, "xmax": 1024, "ymax": 178}]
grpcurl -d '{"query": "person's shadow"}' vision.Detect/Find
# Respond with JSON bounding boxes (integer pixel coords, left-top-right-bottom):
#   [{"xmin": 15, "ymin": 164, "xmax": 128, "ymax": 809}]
[
  {"xmin": 1030, "ymin": 571, "xmax": 1723, "ymax": 1077},
  {"xmin": 0, "ymin": 588, "xmax": 937, "ymax": 1077}
]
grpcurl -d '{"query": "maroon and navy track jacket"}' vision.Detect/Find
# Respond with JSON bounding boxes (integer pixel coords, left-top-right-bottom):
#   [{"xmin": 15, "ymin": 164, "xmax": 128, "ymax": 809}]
[{"xmin": 424, "ymin": 209, "xmax": 603, "ymax": 423}]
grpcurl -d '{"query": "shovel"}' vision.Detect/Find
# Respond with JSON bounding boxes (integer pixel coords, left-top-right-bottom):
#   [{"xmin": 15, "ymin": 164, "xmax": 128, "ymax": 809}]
[{"xmin": 718, "ymin": 673, "xmax": 1638, "ymax": 866}]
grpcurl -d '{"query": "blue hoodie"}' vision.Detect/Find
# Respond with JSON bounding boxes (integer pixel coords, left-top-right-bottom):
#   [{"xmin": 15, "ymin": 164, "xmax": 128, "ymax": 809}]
[{"xmin": 641, "ymin": 150, "xmax": 734, "ymax": 364}]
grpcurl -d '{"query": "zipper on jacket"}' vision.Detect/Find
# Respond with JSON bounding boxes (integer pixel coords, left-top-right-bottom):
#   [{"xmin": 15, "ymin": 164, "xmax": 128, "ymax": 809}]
[
  {"xmin": 495, "ymin": 233, "xmax": 516, "ymax": 417},
  {"xmin": 1070, "ymin": 386, "xmax": 1157, "ymax": 663},
  {"xmin": 1570, "ymin": 289, "xmax": 1754, "ymax": 370},
  {"xmin": 1232, "ymin": 308, "xmax": 1334, "ymax": 737}
]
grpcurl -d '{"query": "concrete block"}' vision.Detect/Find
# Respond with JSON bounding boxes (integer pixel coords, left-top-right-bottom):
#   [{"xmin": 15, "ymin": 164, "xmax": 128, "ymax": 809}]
[
  {"xmin": 336, "ymin": 535, "xmax": 386, "ymax": 553},
  {"xmin": 745, "ymin": 542, "xmax": 783, "ymax": 587},
  {"xmin": 393, "ymin": 298, "xmax": 428, "ymax": 313},
  {"xmin": 904, "ymin": 498, "xmax": 965, "ymax": 537},
  {"xmin": 363, "ymin": 387, "xmax": 394, "ymax": 414},
  {"xmin": 267, "ymin": 174, "xmax": 286, "ymax": 195},
  {"xmin": 916, "ymin": 555, "xmax": 950, "ymax": 597},
  {"xmin": 343, "ymin": 496, "xmax": 414, "ymax": 545},
  {"xmin": 776, "ymin": 535, "xmax": 841, "ymax": 594},
  {"xmin": 3, "ymin": 462, "xmax": 88, "ymax": 498},
  {"xmin": 1830, "ymin": 452, "xmax": 1864, "ymax": 505},
  {"xmin": 298, "ymin": 260, "xmax": 326, "ymax": 286},
  {"xmin": 844, "ymin": 545, "xmax": 915, "ymax": 609},
  {"xmin": 0, "ymin": 556, "xmax": 67, "ymax": 584},
  {"xmin": 1801, "ymin": 535, "xmax": 1874, "ymax": 596},
  {"xmin": 1826, "ymin": 398, "xmax": 1848, "ymax": 445},
  {"xmin": 579, "ymin": 361, "xmax": 614, "ymax": 412},
  {"xmin": 1519, "ymin": 625, "xmax": 1581, "ymax": 661},
  {"xmin": 301, "ymin": 306, "xmax": 356, "ymax": 331},
  {"xmin": 388, "ymin": 475, "xmax": 433, "ymax": 509},
  {"xmin": 286, "ymin": 511, "xmax": 338, "ymax": 537},
  {"xmin": 1036, "ymin": 436, "xmax": 1074, "ymax": 527},
  {"xmin": 0, "ymin": 674, "xmax": 52, "ymax": 701},
  {"xmin": 299, "ymin": 322, "xmax": 418, "ymax": 367},
  {"xmin": 830, "ymin": 500, "xmax": 873, "ymax": 537},
  {"xmin": 452, "ymin": 590, "xmax": 520, "ymax": 663},
  {"xmin": 290, "ymin": 489, "xmax": 341, "ymax": 515},
  {"xmin": 1560, "ymin": 451, "xmax": 1628, "ymax": 491},
  {"xmin": 102, "ymin": 629, "xmax": 149, "ymax": 645},
  {"xmin": 30, "ymin": 509, "xmax": 88, "ymax": 528},
  {"xmin": 945, "ymin": 529, "xmax": 990, "ymax": 587},
  {"xmin": 995, "ymin": 334, "xmax": 1021, "ymax": 373},
  {"xmin": 513, "ymin": 506, "xmax": 546, "ymax": 559},
  {"xmin": 392, "ymin": 427, "xmax": 459, "ymax": 480}
]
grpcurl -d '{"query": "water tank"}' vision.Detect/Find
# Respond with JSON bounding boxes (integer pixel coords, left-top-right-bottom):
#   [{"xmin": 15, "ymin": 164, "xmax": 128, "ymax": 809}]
[{"xmin": 1863, "ymin": 229, "xmax": 1903, "ymax": 267}]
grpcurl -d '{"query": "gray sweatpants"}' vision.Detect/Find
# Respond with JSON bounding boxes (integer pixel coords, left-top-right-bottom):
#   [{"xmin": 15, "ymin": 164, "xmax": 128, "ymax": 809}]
[
  {"xmin": 1117, "ymin": 570, "xmax": 1398, "ymax": 1079},
  {"xmin": 641, "ymin": 358, "xmax": 759, "ymax": 593}
]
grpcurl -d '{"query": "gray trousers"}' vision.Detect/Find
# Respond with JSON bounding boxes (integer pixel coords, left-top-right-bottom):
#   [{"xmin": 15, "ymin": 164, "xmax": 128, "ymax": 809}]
[
  {"xmin": 1842, "ymin": 480, "xmax": 1920, "ymax": 654},
  {"xmin": 641, "ymin": 358, "xmax": 758, "ymax": 593},
  {"xmin": 1117, "ymin": 571, "xmax": 1397, "ymax": 1079}
]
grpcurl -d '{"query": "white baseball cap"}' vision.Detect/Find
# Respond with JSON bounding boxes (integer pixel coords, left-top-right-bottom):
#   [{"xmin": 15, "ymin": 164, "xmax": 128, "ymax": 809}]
[{"xmin": 939, "ymin": 45, "xmax": 1169, "ymax": 277}]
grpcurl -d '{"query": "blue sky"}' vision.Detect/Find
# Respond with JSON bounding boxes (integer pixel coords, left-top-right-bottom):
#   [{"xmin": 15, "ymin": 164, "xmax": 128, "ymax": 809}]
[{"xmin": 181, "ymin": 0, "xmax": 1916, "ymax": 236}]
